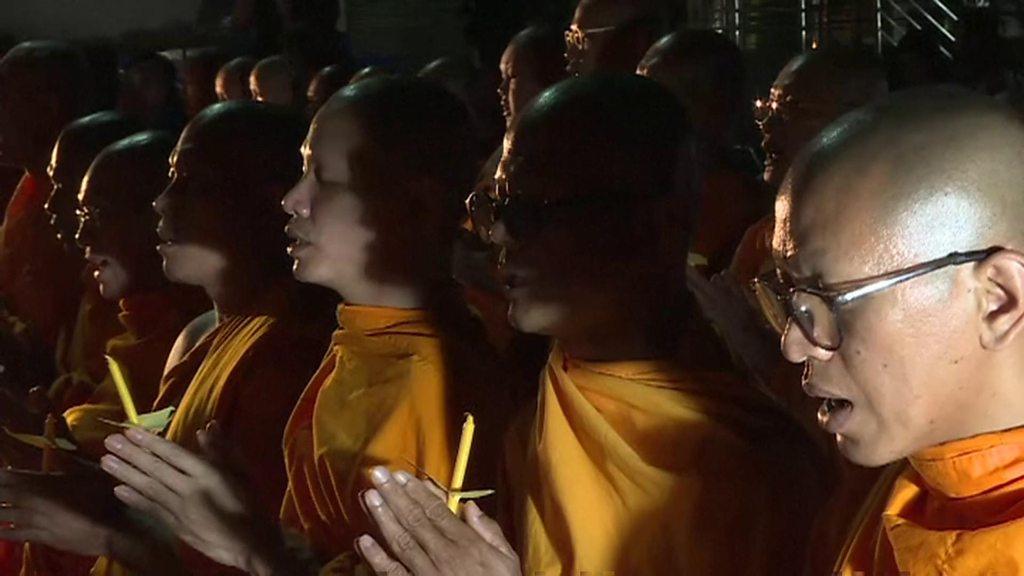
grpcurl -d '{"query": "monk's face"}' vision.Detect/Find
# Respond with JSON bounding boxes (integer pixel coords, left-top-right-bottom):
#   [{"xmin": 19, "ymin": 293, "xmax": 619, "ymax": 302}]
[
  {"xmin": 282, "ymin": 109, "xmax": 377, "ymax": 294},
  {"xmin": 45, "ymin": 140, "xmax": 87, "ymax": 251},
  {"xmin": 153, "ymin": 131, "xmax": 238, "ymax": 287},
  {"xmin": 566, "ymin": 0, "xmax": 651, "ymax": 77},
  {"xmin": 77, "ymin": 161, "xmax": 163, "ymax": 301},
  {"xmin": 490, "ymin": 136, "xmax": 646, "ymax": 340},
  {"xmin": 760, "ymin": 56, "xmax": 851, "ymax": 189},
  {"xmin": 773, "ymin": 154, "xmax": 985, "ymax": 466},
  {"xmin": 499, "ymin": 41, "xmax": 547, "ymax": 128},
  {"xmin": 215, "ymin": 69, "xmax": 249, "ymax": 102},
  {"xmin": 250, "ymin": 70, "xmax": 294, "ymax": 107}
]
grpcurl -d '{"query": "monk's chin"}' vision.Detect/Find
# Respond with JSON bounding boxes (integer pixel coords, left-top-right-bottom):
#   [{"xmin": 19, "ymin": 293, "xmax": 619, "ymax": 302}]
[{"xmin": 836, "ymin": 435, "xmax": 896, "ymax": 468}]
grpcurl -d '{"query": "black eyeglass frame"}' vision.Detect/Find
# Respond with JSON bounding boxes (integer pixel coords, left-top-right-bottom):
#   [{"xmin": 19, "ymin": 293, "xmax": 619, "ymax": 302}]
[{"xmin": 752, "ymin": 247, "xmax": 1001, "ymax": 351}]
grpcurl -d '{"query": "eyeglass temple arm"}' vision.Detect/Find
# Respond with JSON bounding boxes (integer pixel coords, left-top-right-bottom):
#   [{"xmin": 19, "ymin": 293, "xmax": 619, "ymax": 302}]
[{"xmin": 832, "ymin": 249, "xmax": 998, "ymax": 306}]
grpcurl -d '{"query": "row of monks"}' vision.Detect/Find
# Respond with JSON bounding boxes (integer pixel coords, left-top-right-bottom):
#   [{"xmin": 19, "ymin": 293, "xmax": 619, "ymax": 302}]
[{"xmin": 0, "ymin": 0, "xmax": 1023, "ymax": 574}]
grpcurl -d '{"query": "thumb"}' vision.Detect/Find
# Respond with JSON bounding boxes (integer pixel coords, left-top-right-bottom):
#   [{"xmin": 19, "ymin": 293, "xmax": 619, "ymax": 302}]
[{"xmin": 463, "ymin": 501, "xmax": 515, "ymax": 558}]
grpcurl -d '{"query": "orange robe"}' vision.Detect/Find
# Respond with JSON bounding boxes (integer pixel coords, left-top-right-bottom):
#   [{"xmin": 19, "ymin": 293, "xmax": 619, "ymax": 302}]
[
  {"xmin": 281, "ymin": 303, "xmax": 508, "ymax": 568},
  {"xmin": 49, "ymin": 281, "xmax": 131, "ymax": 413},
  {"xmin": 20, "ymin": 289, "xmax": 208, "ymax": 576},
  {"xmin": 93, "ymin": 284, "xmax": 331, "ymax": 576},
  {"xmin": 0, "ymin": 173, "xmax": 80, "ymax": 349},
  {"xmin": 835, "ymin": 426, "xmax": 1024, "ymax": 575},
  {"xmin": 505, "ymin": 342, "xmax": 828, "ymax": 576},
  {"xmin": 63, "ymin": 288, "xmax": 209, "ymax": 458}
]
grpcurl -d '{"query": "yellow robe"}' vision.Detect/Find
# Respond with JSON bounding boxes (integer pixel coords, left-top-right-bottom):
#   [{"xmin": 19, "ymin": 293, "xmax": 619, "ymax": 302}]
[
  {"xmin": 835, "ymin": 426, "xmax": 1024, "ymax": 575},
  {"xmin": 48, "ymin": 282, "xmax": 125, "ymax": 413},
  {"xmin": 92, "ymin": 284, "xmax": 332, "ymax": 576},
  {"xmin": 63, "ymin": 288, "xmax": 209, "ymax": 458},
  {"xmin": 505, "ymin": 343, "xmax": 828, "ymax": 576},
  {"xmin": 280, "ymin": 303, "xmax": 508, "ymax": 568},
  {"xmin": 20, "ymin": 289, "xmax": 208, "ymax": 576}
]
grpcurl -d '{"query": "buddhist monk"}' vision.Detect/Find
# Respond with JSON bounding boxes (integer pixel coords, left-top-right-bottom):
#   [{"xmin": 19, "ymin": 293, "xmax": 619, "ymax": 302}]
[
  {"xmin": 498, "ymin": 26, "xmax": 565, "ymax": 129},
  {"xmin": 353, "ymin": 74, "xmax": 828, "ymax": 575},
  {"xmin": 564, "ymin": 0, "xmax": 670, "ymax": 77},
  {"xmin": 347, "ymin": 66, "xmax": 390, "ymax": 86},
  {"xmin": 305, "ymin": 64, "xmax": 352, "ymax": 119},
  {"xmin": 0, "ymin": 101, "xmax": 333, "ymax": 576},
  {"xmin": 98, "ymin": 77, "xmax": 511, "ymax": 574},
  {"xmin": 65, "ymin": 131, "xmax": 210, "ymax": 457},
  {"xmin": 116, "ymin": 53, "xmax": 187, "ymax": 132},
  {"xmin": 0, "ymin": 41, "xmax": 96, "ymax": 355},
  {"xmin": 249, "ymin": 55, "xmax": 302, "ymax": 107},
  {"xmin": 638, "ymin": 30, "xmax": 766, "ymax": 272},
  {"xmin": 687, "ymin": 48, "xmax": 891, "ymax": 572},
  {"xmin": 21, "ymin": 131, "xmax": 212, "ymax": 576},
  {"xmin": 762, "ymin": 86, "xmax": 1024, "ymax": 574},
  {"xmin": 39, "ymin": 112, "xmax": 144, "ymax": 420},
  {"xmin": 418, "ymin": 57, "xmax": 504, "ymax": 161},
  {"xmin": 215, "ymin": 57, "xmax": 256, "ymax": 102}
]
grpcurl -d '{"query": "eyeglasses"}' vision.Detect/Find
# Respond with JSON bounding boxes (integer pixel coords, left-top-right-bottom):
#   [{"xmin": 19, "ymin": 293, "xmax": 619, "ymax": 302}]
[
  {"xmin": 752, "ymin": 248, "xmax": 999, "ymax": 351},
  {"xmin": 752, "ymin": 94, "xmax": 833, "ymax": 126},
  {"xmin": 564, "ymin": 24, "xmax": 620, "ymax": 53}
]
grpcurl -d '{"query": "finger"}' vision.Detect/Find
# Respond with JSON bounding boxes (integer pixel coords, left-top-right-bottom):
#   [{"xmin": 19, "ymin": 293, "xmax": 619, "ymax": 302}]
[
  {"xmin": 121, "ymin": 427, "xmax": 211, "ymax": 478},
  {"xmin": 112, "ymin": 484, "xmax": 182, "ymax": 532},
  {"xmin": 393, "ymin": 471, "xmax": 476, "ymax": 542},
  {"xmin": 99, "ymin": 455, "xmax": 182, "ymax": 516},
  {"xmin": 463, "ymin": 501, "xmax": 516, "ymax": 558},
  {"xmin": 104, "ymin": 434, "xmax": 192, "ymax": 496},
  {"xmin": 369, "ymin": 468, "xmax": 455, "ymax": 553},
  {"xmin": 356, "ymin": 534, "xmax": 412, "ymax": 576},
  {"xmin": 0, "ymin": 526, "xmax": 44, "ymax": 542},
  {"xmin": 421, "ymin": 477, "xmax": 447, "ymax": 502},
  {"xmin": 362, "ymin": 488, "xmax": 437, "ymax": 575}
]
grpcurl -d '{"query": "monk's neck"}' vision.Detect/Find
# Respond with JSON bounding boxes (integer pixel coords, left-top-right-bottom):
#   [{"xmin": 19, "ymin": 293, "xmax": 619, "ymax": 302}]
[
  {"xmin": 559, "ymin": 296, "xmax": 693, "ymax": 362},
  {"xmin": 559, "ymin": 323, "xmax": 666, "ymax": 363},
  {"xmin": 204, "ymin": 266, "xmax": 283, "ymax": 318},
  {"xmin": 335, "ymin": 273, "xmax": 445, "ymax": 310}
]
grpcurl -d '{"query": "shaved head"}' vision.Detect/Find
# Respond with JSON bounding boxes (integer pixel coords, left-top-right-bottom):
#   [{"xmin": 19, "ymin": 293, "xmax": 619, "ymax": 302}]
[
  {"xmin": 775, "ymin": 87, "xmax": 1024, "ymax": 466},
  {"xmin": 761, "ymin": 48, "xmax": 887, "ymax": 188},
  {"xmin": 0, "ymin": 41, "xmax": 96, "ymax": 172},
  {"xmin": 567, "ymin": 0, "xmax": 672, "ymax": 76},
  {"xmin": 250, "ymin": 55, "xmax": 302, "ymax": 106},
  {"xmin": 47, "ymin": 111, "xmax": 141, "ymax": 249},
  {"xmin": 216, "ymin": 57, "xmax": 256, "ymax": 102},
  {"xmin": 637, "ymin": 30, "xmax": 745, "ymax": 148},
  {"xmin": 776, "ymin": 87, "xmax": 1024, "ymax": 270}
]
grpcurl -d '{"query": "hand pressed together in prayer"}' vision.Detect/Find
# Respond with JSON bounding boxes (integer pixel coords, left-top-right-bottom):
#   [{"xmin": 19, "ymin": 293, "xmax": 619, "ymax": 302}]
[
  {"xmin": 357, "ymin": 466, "xmax": 521, "ymax": 576},
  {"xmin": 0, "ymin": 466, "xmax": 122, "ymax": 555},
  {"xmin": 101, "ymin": 422, "xmax": 291, "ymax": 575}
]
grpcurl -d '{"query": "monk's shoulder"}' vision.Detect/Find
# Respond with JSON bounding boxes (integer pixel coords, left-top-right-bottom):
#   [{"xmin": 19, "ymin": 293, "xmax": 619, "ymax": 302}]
[{"xmin": 162, "ymin": 309, "xmax": 217, "ymax": 376}]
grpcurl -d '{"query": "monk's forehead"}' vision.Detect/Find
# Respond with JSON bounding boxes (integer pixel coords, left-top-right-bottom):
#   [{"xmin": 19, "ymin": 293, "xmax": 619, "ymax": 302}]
[{"xmin": 778, "ymin": 137, "xmax": 1001, "ymax": 281}]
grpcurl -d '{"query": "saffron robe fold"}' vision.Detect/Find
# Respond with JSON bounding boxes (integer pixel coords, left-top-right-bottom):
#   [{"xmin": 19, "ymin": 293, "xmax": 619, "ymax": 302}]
[
  {"xmin": 835, "ymin": 425, "xmax": 1024, "ymax": 575},
  {"xmin": 280, "ymin": 303, "xmax": 509, "ymax": 566},
  {"xmin": 92, "ymin": 283, "xmax": 332, "ymax": 576},
  {"xmin": 63, "ymin": 288, "xmax": 209, "ymax": 458},
  {"xmin": 506, "ymin": 343, "xmax": 828, "ymax": 576}
]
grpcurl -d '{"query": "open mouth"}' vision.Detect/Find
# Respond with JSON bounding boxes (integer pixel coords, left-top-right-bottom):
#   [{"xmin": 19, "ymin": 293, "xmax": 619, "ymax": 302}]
[{"xmin": 803, "ymin": 376, "xmax": 855, "ymax": 434}]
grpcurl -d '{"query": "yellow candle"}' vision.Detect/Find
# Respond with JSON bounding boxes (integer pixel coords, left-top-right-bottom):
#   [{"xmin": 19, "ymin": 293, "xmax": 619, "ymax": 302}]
[
  {"xmin": 446, "ymin": 413, "xmax": 475, "ymax": 512},
  {"xmin": 106, "ymin": 355, "xmax": 139, "ymax": 425}
]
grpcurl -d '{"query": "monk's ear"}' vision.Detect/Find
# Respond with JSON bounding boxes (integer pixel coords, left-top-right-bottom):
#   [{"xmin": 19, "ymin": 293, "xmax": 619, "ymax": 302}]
[{"xmin": 976, "ymin": 249, "xmax": 1024, "ymax": 350}]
